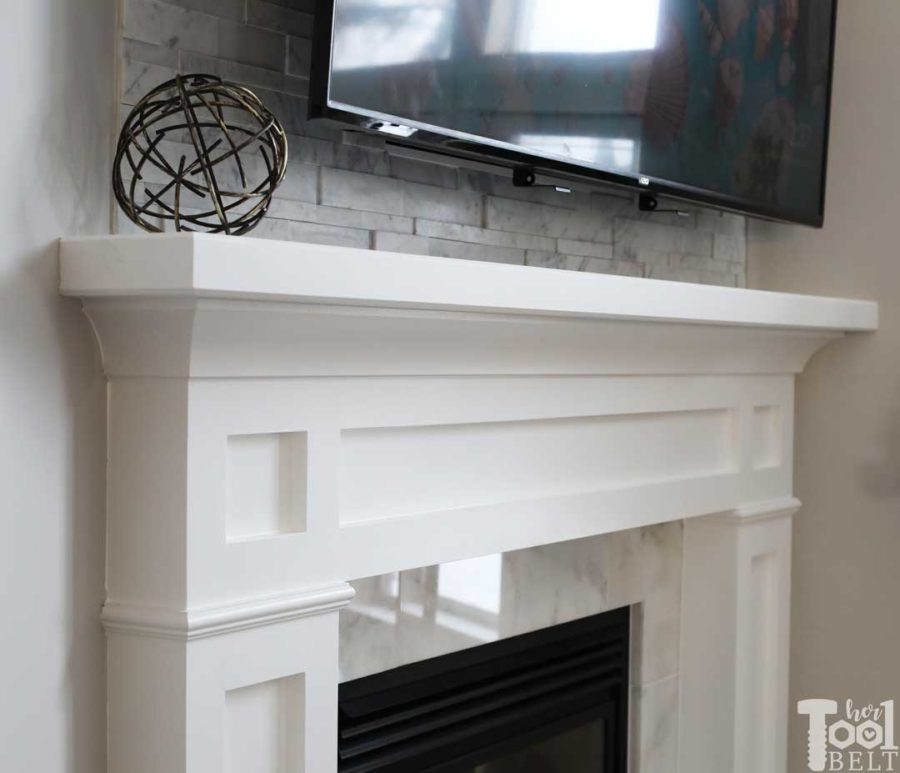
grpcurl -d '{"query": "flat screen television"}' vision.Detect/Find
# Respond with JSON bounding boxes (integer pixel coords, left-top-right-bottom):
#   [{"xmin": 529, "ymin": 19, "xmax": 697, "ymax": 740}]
[{"xmin": 309, "ymin": 0, "xmax": 837, "ymax": 226}]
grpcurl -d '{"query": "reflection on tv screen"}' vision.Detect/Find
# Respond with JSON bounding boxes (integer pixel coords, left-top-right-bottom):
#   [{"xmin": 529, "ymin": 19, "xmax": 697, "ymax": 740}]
[{"xmin": 325, "ymin": 0, "xmax": 835, "ymax": 224}]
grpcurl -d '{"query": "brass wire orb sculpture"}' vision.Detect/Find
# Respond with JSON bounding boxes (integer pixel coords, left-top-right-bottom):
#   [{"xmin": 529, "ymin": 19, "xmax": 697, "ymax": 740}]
[{"xmin": 113, "ymin": 73, "xmax": 288, "ymax": 235}]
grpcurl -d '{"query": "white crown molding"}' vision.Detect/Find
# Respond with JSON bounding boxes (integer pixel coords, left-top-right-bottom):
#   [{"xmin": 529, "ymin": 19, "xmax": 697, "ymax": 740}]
[
  {"xmin": 102, "ymin": 584, "xmax": 356, "ymax": 641},
  {"xmin": 58, "ymin": 234, "xmax": 876, "ymax": 379}
]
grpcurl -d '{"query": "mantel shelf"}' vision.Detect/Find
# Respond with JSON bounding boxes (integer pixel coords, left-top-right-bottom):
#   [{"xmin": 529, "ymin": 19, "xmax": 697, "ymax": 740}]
[{"xmin": 60, "ymin": 233, "xmax": 877, "ymax": 331}]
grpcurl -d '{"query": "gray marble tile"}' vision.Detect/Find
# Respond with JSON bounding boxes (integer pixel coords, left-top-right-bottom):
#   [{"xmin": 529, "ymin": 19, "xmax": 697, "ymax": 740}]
[
  {"xmin": 526, "ymin": 251, "xmax": 589, "ymax": 271},
  {"xmin": 373, "ymin": 232, "xmax": 429, "ymax": 255},
  {"xmin": 668, "ymin": 253, "xmax": 743, "ymax": 276},
  {"xmin": 426, "ymin": 238, "xmax": 524, "ymax": 265},
  {"xmin": 590, "ymin": 258, "xmax": 644, "ymax": 277},
  {"xmin": 333, "ymin": 144, "xmax": 392, "ymax": 176},
  {"xmin": 265, "ymin": 0, "xmax": 314, "ymax": 10},
  {"xmin": 285, "ymin": 134, "xmax": 336, "ymax": 167},
  {"xmin": 401, "ymin": 181, "xmax": 484, "ymax": 226},
  {"xmin": 557, "ymin": 237, "xmax": 614, "ymax": 259},
  {"xmin": 416, "ymin": 219, "xmax": 556, "ymax": 253},
  {"xmin": 122, "ymin": 37, "xmax": 179, "ymax": 68},
  {"xmin": 696, "ymin": 208, "xmax": 747, "ymax": 237},
  {"xmin": 714, "ymin": 232, "xmax": 748, "ymax": 263},
  {"xmin": 486, "ymin": 196, "xmax": 613, "ymax": 242},
  {"xmin": 525, "ymin": 252, "xmax": 643, "ymax": 277},
  {"xmin": 254, "ymin": 217, "xmax": 370, "ymax": 248},
  {"xmin": 614, "ymin": 217, "xmax": 714, "ymax": 262},
  {"xmin": 321, "ymin": 167, "xmax": 405, "ymax": 216},
  {"xmin": 389, "ymin": 156, "xmax": 459, "ymax": 190},
  {"xmin": 268, "ymin": 163, "xmax": 316, "ymax": 205},
  {"xmin": 322, "ymin": 168, "xmax": 483, "ymax": 225},
  {"xmin": 165, "ymin": 0, "xmax": 245, "ymax": 21},
  {"xmin": 123, "ymin": 0, "xmax": 218, "ymax": 56},
  {"xmin": 247, "ymin": 0, "xmax": 314, "ymax": 38},
  {"xmin": 218, "ymin": 19, "xmax": 286, "ymax": 72},
  {"xmin": 496, "ymin": 538, "xmax": 612, "ymax": 638},
  {"xmin": 267, "ymin": 200, "xmax": 413, "ymax": 234},
  {"xmin": 246, "ymin": 87, "xmax": 308, "ymax": 135},
  {"xmin": 645, "ymin": 264, "xmax": 739, "ymax": 286},
  {"xmin": 180, "ymin": 50, "xmax": 293, "ymax": 94},
  {"xmin": 283, "ymin": 75, "xmax": 309, "ymax": 97},
  {"xmin": 122, "ymin": 61, "xmax": 177, "ymax": 106},
  {"xmin": 604, "ymin": 522, "xmax": 683, "ymax": 685},
  {"xmin": 286, "ymin": 36, "xmax": 312, "ymax": 78},
  {"xmin": 631, "ymin": 676, "xmax": 680, "ymax": 773},
  {"xmin": 588, "ymin": 191, "xmax": 636, "ymax": 216}
]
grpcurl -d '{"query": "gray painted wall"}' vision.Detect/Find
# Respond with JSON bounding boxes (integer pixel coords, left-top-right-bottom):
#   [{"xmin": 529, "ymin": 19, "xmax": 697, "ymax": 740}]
[{"xmin": 120, "ymin": 0, "xmax": 747, "ymax": 287}]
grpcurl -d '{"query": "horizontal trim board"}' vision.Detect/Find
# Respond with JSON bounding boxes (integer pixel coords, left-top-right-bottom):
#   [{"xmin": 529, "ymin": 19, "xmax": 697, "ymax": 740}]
[
  {"xmin": 340, "ymin": 409, "xmax": 738, "ymax": 524},
  {"xmin": 339, "ymin": 473, "xmax": 739, "ymax": 581}
]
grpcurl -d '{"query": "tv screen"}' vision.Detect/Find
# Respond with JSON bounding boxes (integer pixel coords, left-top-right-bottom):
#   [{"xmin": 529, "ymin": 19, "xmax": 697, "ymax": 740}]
[{"xmin": 310, "ymin": 0, "xmax": 837, "ymax": 226}]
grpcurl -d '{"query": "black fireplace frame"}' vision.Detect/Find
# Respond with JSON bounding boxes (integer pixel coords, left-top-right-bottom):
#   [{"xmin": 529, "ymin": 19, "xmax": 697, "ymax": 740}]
[{"xmin": 338, "ymin": 606, "xmax": 630, "ymax": 772}]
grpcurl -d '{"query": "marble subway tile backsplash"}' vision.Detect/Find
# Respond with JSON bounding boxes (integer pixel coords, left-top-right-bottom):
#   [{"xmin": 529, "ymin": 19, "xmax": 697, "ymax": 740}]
[{"xmin": 117, "ymin": 0, "xmax": 747, "ymax": 287}]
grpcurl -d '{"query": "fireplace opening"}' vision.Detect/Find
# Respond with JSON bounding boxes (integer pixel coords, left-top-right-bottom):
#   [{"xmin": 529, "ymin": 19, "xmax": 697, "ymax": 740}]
[{"xmin": 338, "ymin": 606, "xmax": 630, "ymax": 772}]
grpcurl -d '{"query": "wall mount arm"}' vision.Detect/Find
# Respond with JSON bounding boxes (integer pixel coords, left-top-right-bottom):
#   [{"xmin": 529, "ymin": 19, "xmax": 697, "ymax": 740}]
[{"xmin": 638, "ymin": 192, "xmax": 691, "ymax": 218}]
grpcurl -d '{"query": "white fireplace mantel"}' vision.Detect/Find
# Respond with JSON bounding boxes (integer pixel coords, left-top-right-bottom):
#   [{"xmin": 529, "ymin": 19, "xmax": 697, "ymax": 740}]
[{"xmin": 60, "ymin": 233, "xmax": 877, "ymax": 773}]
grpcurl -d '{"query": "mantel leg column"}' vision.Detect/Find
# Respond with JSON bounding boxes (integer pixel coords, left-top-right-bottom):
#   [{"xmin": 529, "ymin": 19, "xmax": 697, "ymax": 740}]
[
  {"xmin": 678, "ymin": 501, "xmax": 797, "ymax": 773},
  {"xmin": 107, "ymin": 601, "xmax": 349, "ymax": 773}
]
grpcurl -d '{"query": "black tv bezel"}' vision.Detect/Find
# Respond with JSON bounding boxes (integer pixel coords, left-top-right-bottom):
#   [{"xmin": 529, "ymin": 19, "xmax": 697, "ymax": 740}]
[{"xmin": 308, "ymin": 0, "xmax": 838, "ymax": 228}]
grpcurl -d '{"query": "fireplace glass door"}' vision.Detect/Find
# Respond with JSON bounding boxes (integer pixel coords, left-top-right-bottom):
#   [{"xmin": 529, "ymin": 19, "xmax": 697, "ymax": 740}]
[{"xmin": 473, "ymin": 718, "xmax": 606, "ymax": 772}]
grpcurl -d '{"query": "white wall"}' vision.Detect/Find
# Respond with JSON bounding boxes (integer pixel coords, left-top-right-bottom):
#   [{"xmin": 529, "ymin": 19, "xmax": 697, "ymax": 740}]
[
  {"xmin": 0, "ymin": 1, "xmax": 114, "ymax": 772},
  {"xmin": 749, "ymin": 2, "xmax": 900, "ymax": 770}
]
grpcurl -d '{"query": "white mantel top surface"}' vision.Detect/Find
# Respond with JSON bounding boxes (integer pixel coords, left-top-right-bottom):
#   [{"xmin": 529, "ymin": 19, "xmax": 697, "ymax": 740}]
[{"xmin": 59, "ymin": 233, "xmax": 877, "ymax": 332}]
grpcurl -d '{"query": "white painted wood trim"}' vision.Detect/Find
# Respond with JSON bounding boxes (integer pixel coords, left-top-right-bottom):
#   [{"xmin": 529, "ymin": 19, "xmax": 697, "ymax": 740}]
[
  {"xmin": 59, "ymin": 235, "xmax": 876, "ymax": 773},
  {"xmin": 102, "ymin": 584, "xmax": 356, "ymax": 641},
  {"xmin": 729, "ymin": 496, "xmax": 803, "ymax": 523},
  {"xmin": 679, "ymin": 500, "xmax": 798, "ymax": 773},
  {"xmin": 59, "ymin": 233, "xmax": 878, "ymax": 331}
]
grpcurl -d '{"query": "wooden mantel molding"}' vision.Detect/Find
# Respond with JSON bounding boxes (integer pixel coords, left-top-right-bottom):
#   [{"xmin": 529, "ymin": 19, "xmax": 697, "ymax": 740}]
[{"xmin": 60, "ymin": 233, "xmax": 877, "ymax": 773}]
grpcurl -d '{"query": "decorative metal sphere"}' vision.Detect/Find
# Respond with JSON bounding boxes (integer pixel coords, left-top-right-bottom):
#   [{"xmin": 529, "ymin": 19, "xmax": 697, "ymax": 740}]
[{"xmin": 113, "ymin": 73, "xmax": 288, "ymax": 235}]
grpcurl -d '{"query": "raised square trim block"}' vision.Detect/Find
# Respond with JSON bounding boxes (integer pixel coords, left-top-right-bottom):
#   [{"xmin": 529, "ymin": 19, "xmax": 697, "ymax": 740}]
[
  {"xmin": 58, "ymin": 235, "xmax": 876, "ymax": 773},
  {"xmin": 752, "ymin": 406, "xmax": 783, "ymax": 471},
  {"xmin": 227, "ymin": 432, "xmax": 307, "ymax": 541}
]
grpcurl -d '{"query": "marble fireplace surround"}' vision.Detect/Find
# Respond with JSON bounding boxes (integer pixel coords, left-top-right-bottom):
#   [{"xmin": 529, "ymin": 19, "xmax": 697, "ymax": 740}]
[
  {"xmin": 58, "ymin": 233, "xmax": 877, "ymax": 773},
  {"xmin": 340, "ymin": 524, "xmax": 681, "ymax": 771}
]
